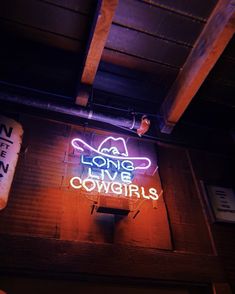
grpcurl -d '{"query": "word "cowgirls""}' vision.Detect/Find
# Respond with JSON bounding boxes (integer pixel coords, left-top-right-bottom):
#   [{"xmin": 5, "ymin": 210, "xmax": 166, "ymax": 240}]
[{"xmin": 70, "ymin": 136, "xmax": 159, "ymax": 201}]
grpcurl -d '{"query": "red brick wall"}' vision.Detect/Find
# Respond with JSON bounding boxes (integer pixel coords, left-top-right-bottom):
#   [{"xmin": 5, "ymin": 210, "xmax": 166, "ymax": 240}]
[
  {"xmin": 0, "ymin": 114, "xmax": 234, "ymax": 292},
  {"xmin": 0, "ymin": 115, "xmax": 171, "ymax": 249}
]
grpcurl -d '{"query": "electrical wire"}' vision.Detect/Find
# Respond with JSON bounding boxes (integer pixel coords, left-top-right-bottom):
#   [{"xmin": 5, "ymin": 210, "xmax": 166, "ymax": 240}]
[
  {"xmin": 93, "ymin": 102, "xmax": 160, "ymax": 118},
  {"xmin": 116, "ymin": 124, "xmax": 177, "ymax": 144}
]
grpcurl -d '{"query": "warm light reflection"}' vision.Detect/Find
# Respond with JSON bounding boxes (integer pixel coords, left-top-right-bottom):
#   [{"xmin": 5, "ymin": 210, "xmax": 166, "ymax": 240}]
[
  {"xmin": 70, "ymin": 136, "xmax": 159, "ymax": 201},
  {"xmin": 70, "ymin": 177, "xmax": 159, "ymax": 200}
]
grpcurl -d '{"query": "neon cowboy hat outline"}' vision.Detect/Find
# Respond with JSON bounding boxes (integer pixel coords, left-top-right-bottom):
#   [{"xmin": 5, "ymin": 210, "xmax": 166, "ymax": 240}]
[{"xmin": 71, "ymin": 136, "xmax": 151, "ymax": 170}]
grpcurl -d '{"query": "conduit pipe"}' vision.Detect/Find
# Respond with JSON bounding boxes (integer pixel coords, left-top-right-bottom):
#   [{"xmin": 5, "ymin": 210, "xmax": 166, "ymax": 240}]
[{"xmin": 0, "ymin": 90, "xmax": 142, "ymax": 131}]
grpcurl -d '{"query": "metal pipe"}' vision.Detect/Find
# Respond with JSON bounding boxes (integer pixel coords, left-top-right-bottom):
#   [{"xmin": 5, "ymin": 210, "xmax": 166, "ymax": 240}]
[{"xmin": 0, "ymin": 90, "xmax": 141, "ymax": 130}]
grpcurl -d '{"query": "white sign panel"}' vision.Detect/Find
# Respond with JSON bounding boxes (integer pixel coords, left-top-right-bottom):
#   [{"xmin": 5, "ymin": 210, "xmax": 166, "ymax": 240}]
[
  {"xmin": 0, "ymin": 115, "xmax": 23, "ymax": 209},
  {"xmin": 206, "ymin": 185, "xmax": 235, "ymax": 223}
]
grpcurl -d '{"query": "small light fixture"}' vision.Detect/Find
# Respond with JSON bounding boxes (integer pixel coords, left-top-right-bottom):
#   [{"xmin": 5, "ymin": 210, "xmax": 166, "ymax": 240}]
[{"xmin": 137, "ymin": 115, "xmax": 150, "ymax": 137}]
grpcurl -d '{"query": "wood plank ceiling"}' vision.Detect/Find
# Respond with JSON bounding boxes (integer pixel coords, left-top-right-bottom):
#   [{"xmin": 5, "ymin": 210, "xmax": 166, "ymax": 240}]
[{"xmin": 0, "ymin": 0, "xmax": 234, "ymax": 135}]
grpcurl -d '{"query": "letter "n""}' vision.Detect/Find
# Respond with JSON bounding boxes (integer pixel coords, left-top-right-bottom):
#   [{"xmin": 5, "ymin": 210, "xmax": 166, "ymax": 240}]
[
  {"xmin": 0, "ymin": 161, "xmax": 9, "ymax": 174},
  {"xmin": 0, "ymin": 124, "xmax": 13, "ymax": 138}
]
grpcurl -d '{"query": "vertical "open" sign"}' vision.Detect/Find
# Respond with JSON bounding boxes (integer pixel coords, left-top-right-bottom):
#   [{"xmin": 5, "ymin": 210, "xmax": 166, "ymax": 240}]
[{"xmin": 0, "ymin": 115, "xmax": 23, "ymax": 209}]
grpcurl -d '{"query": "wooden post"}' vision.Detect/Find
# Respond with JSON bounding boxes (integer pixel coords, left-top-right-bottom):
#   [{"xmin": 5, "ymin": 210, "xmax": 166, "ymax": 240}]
[
  {"xmin": 76, "ymin": 0, "xmax": 118, "ymax": 106},
  {"xmin": 159, "ymin": 0, "xmax": 235, "ymax": 133}
]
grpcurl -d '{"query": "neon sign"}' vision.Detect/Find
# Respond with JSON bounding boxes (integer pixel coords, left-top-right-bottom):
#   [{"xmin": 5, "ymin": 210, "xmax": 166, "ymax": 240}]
[{"xmin": 70, "ymin": 136, "xmax": 159, "ymax": 200}]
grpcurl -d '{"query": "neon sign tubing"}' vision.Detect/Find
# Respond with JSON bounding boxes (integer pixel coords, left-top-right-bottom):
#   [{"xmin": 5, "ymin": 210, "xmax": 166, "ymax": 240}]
[{"xmin": 71, "ymin": 137, "xmax": 152, "ymax": 170}]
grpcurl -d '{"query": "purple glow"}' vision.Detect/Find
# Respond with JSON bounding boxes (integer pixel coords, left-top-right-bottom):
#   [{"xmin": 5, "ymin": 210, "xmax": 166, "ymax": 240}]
[{"xmin": 71, "ymin": 136, "xmax": 151, "ymax": 170}]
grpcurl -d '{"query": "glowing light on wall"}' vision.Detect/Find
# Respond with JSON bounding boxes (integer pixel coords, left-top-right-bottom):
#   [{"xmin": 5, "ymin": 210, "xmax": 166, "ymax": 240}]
[
  {"xmin": 70, "ymin": 177, "xmax": 159, "ymax": 200},
  {"xmin": 70, "ymin": 136, "xmax": 159, "ymax": 201},
  {"xmin": 71, "ymin": 136, "xmax": 151, "ymax": 170}
]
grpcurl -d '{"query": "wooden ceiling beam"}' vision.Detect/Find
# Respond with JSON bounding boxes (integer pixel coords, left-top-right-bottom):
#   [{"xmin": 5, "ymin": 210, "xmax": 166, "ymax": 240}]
[
  {"xmin": 76, "ymin": 0, "xmax": 118, "ymax": 106},
  {"xmin": 159, "ymin": 0, "xmax": 235, "ymax": 134}
]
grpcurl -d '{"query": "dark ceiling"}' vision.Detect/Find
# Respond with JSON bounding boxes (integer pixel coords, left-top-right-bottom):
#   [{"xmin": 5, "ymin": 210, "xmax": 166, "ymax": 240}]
[{"xmin": 0, "ymin": 0, "xmax": 234, "ymax": 151}]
